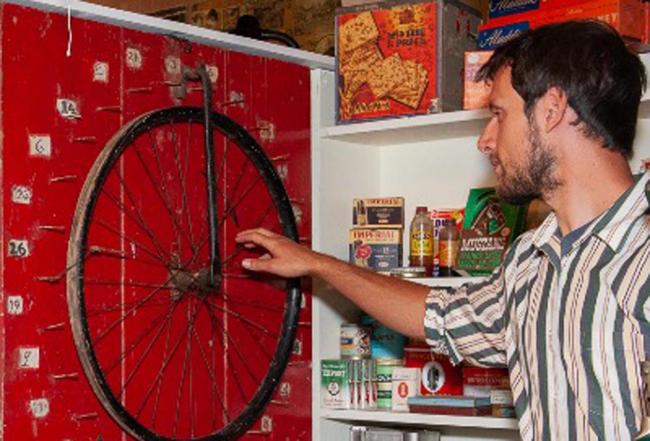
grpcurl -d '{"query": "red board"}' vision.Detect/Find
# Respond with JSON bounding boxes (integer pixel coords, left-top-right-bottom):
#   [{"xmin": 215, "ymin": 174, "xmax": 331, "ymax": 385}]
[{"xmin": 0, "ymin": 4, "xmax": 311, "ymax": 440}]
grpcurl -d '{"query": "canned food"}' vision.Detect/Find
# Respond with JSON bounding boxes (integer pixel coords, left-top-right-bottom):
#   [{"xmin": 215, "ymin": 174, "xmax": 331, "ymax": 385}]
[
  {"xmin": 340, "ymin": 323, "xmax": 371, "ymax": 359},
  {"xmin": 376, "ymin": 358, "xmax": 403, "ymax": 409}
]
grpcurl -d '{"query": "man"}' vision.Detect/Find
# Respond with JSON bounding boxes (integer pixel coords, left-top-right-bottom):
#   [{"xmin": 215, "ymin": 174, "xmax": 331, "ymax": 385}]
[{"xmin": 236, "ymin": 20, "xmax": 649, "ymax": 440}]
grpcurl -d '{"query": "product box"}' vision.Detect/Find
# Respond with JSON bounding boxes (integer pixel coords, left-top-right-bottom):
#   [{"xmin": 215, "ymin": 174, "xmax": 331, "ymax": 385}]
[
  {"xmin": 403, "ymin": 344, "xmax": 463, "ymax": 396},
  {"xmin": 457, "ymin": 188, "xmax": 528, "ymax": 276},
  {"xmin": 391, "ymin": 367, "xmax": 421, "ymax": 411},
  {"xmin": 463, "ymin": 51, "xmax": 494, "ymax": 110},
  {"xmin": 462, "ymin": 367, "xmax": 510, "ymax": 397},
  {"xmin": 321, "ymin": 359, "xmax": 351, "ymax": 409},
  {"xmin": 349, "ymin": 228, "xmax": 403, "ymax": 272},
  {"xmin": 487, "ymin": 0, "xmax": 600, "ymax": 19},
  {"xmin": 429, "ymin": 208, "xmax": 464, "ymax": 275},
  {"xmin": 353, "ymin": 197, "xmax": 405, "ymax": 228},
  {"xmin": 336, "ymin": 0, "xmax": 481, "ymax": 123},
  {"xmin": 407, "ymin": 395, "xmax": 492, "ymax": 415},
  {"xmin": 478, "ymin": 0, "xmax": 645, "ymax": 50}
]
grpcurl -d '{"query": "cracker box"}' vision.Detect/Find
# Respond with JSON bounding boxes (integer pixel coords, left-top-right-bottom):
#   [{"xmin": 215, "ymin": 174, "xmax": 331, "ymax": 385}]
[
  {"xmin": 463, "ymin": 51, "xmax": 494, "ymax": 110},
  {"xmin": 349, "ymin": 228, "xmax": 403, "ymax": 272},
  {"xmin": 391, "ymin": 367, "xmax": 421, "ymax": 411},
  {"xmin": 478, "ymin": 0, "xmax": 645, "ymax": 50},
  {"xmin": 335, "ymin": 0, "xmax": 482, "ymax": 123},
  {"xmin": 353, "ymin": 197, "xmax": 405, "ymax": 228}
]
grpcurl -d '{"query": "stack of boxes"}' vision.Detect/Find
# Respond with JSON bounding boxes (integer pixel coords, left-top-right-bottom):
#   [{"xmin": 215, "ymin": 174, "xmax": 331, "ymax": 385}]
[
  {"xmin": 464, "ymin": 0, "xmax": 649, "ymax": 110},
  {"xmin": 349, "ymin": 197, "xmax": 405, "ymax": 274}
]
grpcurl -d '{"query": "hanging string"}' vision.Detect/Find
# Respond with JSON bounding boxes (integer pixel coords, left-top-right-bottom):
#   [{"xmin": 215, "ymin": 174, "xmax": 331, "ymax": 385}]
[{"xmin": 66, "ymin": 0, "xmax": 72, "ymax": 57}]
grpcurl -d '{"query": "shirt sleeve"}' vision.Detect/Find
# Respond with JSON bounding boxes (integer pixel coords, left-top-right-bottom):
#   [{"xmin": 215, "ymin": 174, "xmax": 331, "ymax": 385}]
[{"xmin": 424, "ymin": 260, "xmax": 508, "ymax": 368}]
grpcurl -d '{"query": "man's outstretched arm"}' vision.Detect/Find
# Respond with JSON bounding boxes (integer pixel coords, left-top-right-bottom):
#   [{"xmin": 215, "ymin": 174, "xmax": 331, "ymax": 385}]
[{"xmin": 235, "ymin": 228, "xmax": 430, "ymax": 339}]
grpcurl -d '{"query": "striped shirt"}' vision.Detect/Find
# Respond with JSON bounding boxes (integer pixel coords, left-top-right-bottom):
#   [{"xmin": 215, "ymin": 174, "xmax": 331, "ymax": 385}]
[{"xmin": 424, "ymin": 172, "xmax": 650, "ymax": 441}]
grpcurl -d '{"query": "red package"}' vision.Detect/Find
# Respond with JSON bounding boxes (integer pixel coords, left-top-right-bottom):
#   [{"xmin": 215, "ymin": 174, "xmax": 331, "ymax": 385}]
[{"xmin": 403, "ymin": 344, "xmax": 463, "ymax": 396}]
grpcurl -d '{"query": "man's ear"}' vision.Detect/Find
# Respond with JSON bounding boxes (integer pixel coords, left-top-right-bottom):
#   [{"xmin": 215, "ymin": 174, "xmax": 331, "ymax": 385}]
[{"xmin": 538, "ymin": 86, "xmax": 568, "ymax": 133}]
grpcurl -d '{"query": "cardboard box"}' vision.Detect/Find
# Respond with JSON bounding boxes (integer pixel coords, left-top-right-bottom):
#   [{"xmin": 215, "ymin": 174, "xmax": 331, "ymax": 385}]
[
  {"xmin": 336, "ymin": 0, "xmax": 481, "ymax": 123},
  {"xmin": 478, "ymin": 0, "xmax": 645, "ymax": 50},
  {"xmin": 487, "ymin": 0, "xmax": 598, "ymax": 19},
  {"xmin": 353, "ymin": 197, "xmax": 405, "ymax": 228},
  {"xmin": 463, "ymin": 51, "xmax": 493, "ymax": 110},
  {"xmin": 462, "ymin": 367, "xmax": 510, "ymax": 397},
  {"xmin": 456, "ymin": 188, "xmax": 528, "ymax": 276},
  {"xmin": 349, "ymin": 228, "xmax": 403, "ymax": 272},
  {"xmin": 391, "ymin": 367, "xmax": 421, "ymax": 411},
  {"xmin": 321, "ymin": 359, "xmax": 351, "ymax": 409}
]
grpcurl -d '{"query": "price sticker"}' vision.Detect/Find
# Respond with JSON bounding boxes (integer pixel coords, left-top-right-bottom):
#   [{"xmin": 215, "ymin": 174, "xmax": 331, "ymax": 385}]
[
  {"xmin": 29, "ymin": 135, "xmax": 52, "ymax": 158},
  {"xmin": 206, "ymin": 65, "xmax": 219, "ymax": 83},
  {"xmin": 11, "ymin": 186, "xmax": 32, "ymax": 205},
  {"xmin": 19, "ymin": 347, "xmax": 39, "ymax": 369},
  {"xmin": 8, "ymin": 239, "xmax": 29, "ymax": 258},
  {"xmin": 164, "ymin": 56, "xmax": 181, "ymax": 75},
  {"xmin": 93, "ymin": 61, "xmax": 109, "ymax": 83},
  {"xmin": 7, "ymin": 296, "xmax": 24, "ymax": 315},
  {"xmin": 56, "ymin": 99, "xmax": 81, "ymax": 119},
  {"xmin": 29, "ymin": 398, "xmax": 49, "ymax": 418},
  {"xmin": 126, "ymin": 47, "xmax": 143, "ymax": 70}
]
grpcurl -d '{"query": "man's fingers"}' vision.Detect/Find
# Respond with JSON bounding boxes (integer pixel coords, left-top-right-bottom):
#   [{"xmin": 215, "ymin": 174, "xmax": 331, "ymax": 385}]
[{"xmin": 242, "ymin": 257, "xmax": 272, "ymax": 272}]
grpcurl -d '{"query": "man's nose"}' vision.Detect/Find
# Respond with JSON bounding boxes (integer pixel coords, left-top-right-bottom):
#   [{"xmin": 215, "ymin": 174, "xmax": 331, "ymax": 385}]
[{"xmin": 477, "ymin": 117, "xmax": 497, "ymax": 154}]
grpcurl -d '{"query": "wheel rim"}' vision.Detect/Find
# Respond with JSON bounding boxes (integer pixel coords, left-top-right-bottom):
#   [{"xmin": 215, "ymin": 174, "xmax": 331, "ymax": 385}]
[{"xmin": 67, "ymin": 107, "xmax": 301, "ymax": 440}]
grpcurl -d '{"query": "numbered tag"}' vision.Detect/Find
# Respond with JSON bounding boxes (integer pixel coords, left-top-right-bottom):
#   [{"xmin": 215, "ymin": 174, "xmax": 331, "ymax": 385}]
[
  {"xmin": 164, "ymin": 56, "xmax": 181, "ymax": 75},
  {"xmin": 29, "ymin": 398, "xmax": 49, "ymax": 418},
  {"xmin": 126, "ymin": 47, "xmax": 143, "ymax": 70},
  {"xmin": 56, "ymin": 99, "xmax": 81, "ymax": 119},
  {"xmin": 93, "ymin": 61, "xmax": 109, "ymax": 83},
  {"xmin": 206, "ymin": 65, "xmax": 219, "ymax": 83},
  {"xmin": 8, "ymin": 240, "xmax": 29, "ymax": 258},
  {"xmin": 11, "ymin": 186, "xmax": 32, "ymax": 205},
  {"xmin": 300, "ymin": 293, "xmax": 306, "ymax": 309},
  {"xmin": 19, "ymin": 347, "xmax": 39, "ymax": 369},
  {"xmin": 29, "ymin": 135, "xmax": 52, "ymax": 158},
  {"xmin": 275, "ymin": 163, "xmax": 288, "ymax": 182},
  {"xmin": 260, "ymin": 416, "xmax": 273, "ymax": 433},
  {"xmin": 292, "ymin": 338, "xmax": 302, "ymax": 356},
  {"xmin": 7, "ymin": 296, "xmax": 24, "ymax": 315}
]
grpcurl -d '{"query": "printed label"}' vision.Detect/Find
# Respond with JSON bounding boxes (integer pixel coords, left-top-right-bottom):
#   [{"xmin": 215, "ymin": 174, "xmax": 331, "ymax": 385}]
[
  {"xmin": 488, "ymin": 0, "xmax": 539, "ymax": 19},
  {"xmin": 93, "ymin": 61, "xmax": 109, "ymax": 83},
  {"xmin": 206, "ymin": 65, "xmax": 219, "ymax": 83},
  {"xmin": 164, "ymin": 56, "xmax": 181, "ymax": 75},
  {"xmin": 478, "ymin": 22, "xmax": 530, "ymax": 50},
  {"xmin": 19, "ymin": 347, "xmax": 39, "ymax": 369},
  {"xmin": 30, "ymin": 399, "xmax": 49, "ymax": 418},
  {"xmin": 7, "ymin": 296, "xmax": 24, "ymax": 315},
  {"xmin": 8, "ymin": 240, "xmax": 30, "ymax": 258},
  {"xmin": 11, "ymin": 186, "xmax": 32, "ymax": 205},
  {"xmin": 29, "ymin": 135, "xmax": 52, "ymax": 158},
  {"xmin": 126, "ymin": 47, "xmax": 143, "ymax": 69},
  {"xmin": 56, "ymin": 99, "xmax": 81, "ymax": 119},
  {"xmin": 410, "ymin": 232, "xmax": 433, "ymax": 256}
]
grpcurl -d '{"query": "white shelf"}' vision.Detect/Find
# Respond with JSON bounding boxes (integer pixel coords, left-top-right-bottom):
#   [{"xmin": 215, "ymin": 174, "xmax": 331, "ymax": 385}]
[
  {"xmin": 412, "ymin": 277, "xmax": 485, "ymax": 288},
  {"xmin": 321, "ymin": 410, "xmax": 519, "ymax": 431},
  {"xmin": 321, "ymin": 110, "xmax": 490, "ymax": 145}
]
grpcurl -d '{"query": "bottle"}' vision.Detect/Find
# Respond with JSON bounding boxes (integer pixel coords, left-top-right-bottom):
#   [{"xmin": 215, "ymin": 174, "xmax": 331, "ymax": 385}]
[
  {"xmin": 409, "ymin": 206, "xmax": 434, "ymax": 276},
  {"xmin": 438, "ymin": 218, "xmax": 459, "ymax": 277}
]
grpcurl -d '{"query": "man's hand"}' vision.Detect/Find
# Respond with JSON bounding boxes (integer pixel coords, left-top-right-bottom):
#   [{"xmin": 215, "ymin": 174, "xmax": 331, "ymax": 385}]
[{"xmin": 235, "ymin": 228, "xmax": 322, "ymax": 278}]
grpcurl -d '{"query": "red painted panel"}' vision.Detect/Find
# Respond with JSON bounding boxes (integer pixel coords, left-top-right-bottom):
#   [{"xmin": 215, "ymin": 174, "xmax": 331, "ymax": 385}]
[{"xmin": 1, "ymin": 4, "xmax": 311, "ymax": 440}]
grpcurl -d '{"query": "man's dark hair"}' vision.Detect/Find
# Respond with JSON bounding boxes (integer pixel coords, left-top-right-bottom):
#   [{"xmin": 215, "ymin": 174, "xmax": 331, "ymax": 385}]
[{"xmin": 477, "ymin": 20, "xmax": 647, "ymax": 158}]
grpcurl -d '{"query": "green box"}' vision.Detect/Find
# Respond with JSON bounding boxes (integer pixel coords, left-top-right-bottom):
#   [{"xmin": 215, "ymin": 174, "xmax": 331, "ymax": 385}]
[{"xmin": 457, "ymin": 188, "xmax": 528, "ymax": 276}]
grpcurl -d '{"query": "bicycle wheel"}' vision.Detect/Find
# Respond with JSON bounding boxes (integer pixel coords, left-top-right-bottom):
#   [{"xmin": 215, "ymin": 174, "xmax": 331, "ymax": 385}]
[{"xmin": 66, "ymin": 106, "xmax": 301, "ymax": 440}]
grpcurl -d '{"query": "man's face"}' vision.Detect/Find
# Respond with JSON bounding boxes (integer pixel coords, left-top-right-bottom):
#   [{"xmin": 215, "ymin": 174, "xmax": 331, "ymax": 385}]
[{"xmin": 477, "ymin": 67, "xmax": 560, "ymax": 205}]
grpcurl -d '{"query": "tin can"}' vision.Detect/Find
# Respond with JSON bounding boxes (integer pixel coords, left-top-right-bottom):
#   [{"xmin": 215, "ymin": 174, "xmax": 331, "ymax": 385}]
[
  {"xmin": 361, "ymin": 314, "xmax": 407, "ymax": 359},
  {"xmin": 376, "ymin": 358, "xmax": 403, "ymax": 409},
  {"xmin": 340, "ymin": 323, "xmax": 371, "ymax": 359},
  {"xmin": 389, "ymin": 266, "xmax": 426, "ymax": 278}
]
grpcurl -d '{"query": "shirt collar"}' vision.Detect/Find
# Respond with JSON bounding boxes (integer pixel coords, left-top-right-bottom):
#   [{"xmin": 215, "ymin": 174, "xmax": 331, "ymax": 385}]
[{"xmin": 531, "ymin": 172, "xmax": 650, "ymax": 253}]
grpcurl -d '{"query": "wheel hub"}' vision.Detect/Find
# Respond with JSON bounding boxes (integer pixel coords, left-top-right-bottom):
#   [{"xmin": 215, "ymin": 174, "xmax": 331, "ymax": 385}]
[{"xmin": 170, "ymin": 267, "xmax": 220, "ymax": 298}]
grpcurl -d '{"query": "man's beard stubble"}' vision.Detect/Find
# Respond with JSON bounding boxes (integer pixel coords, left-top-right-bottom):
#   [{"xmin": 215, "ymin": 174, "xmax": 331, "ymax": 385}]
[{"xmin": 495, "ymin": 119, "xmax": 561, "ymax": 205}]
